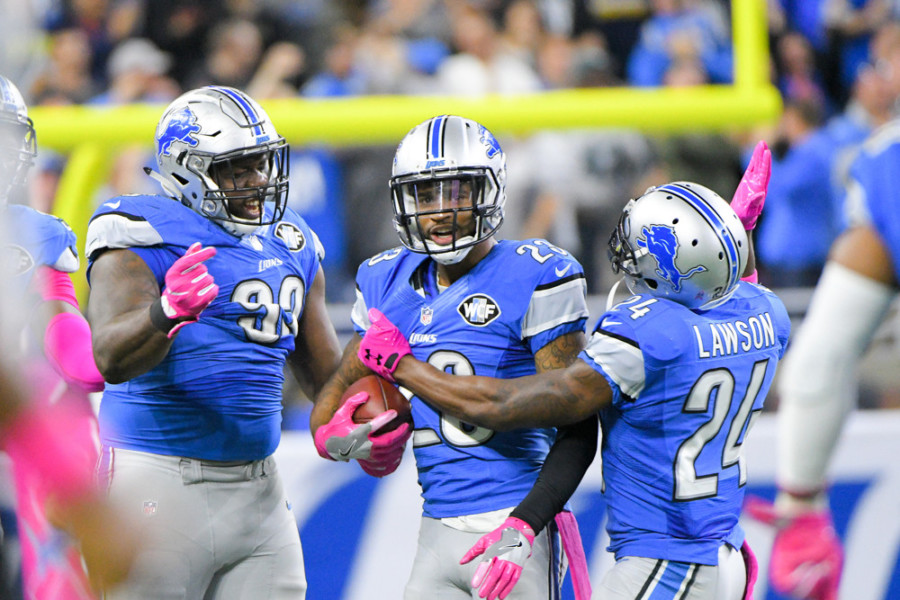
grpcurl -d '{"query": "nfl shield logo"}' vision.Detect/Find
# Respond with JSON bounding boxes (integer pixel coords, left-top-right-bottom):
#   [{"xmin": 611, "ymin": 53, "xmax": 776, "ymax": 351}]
[
  {"xmin": 420, "ymin": 307, "xmax": 433, "ymax": 325},
  {"xmin": 142, "ymin": 500, "xmax": 158, "ymax": 517}
]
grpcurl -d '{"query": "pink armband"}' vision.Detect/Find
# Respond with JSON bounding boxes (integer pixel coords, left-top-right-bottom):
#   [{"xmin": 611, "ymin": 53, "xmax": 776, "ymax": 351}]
[
  {"xmin": 33, "ymin": 266, "xmax": 79, "ymax": 307},
  {"xmin": 742, "ymin": 270, "xmax": 759, "ymax": 284},
  {"xmin": 2, "ymin": 403, "xmax": 98, "ymax": 504},
  {"xmin": 44, "ymin": 312, "xmax": 104, "ymax": 392}
]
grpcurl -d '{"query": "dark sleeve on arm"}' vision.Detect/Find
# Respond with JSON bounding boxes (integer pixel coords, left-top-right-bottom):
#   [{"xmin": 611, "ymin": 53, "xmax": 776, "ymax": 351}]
[{"xmin": 510, "ymin": 414, "xmax": 598, "ymax": 534}]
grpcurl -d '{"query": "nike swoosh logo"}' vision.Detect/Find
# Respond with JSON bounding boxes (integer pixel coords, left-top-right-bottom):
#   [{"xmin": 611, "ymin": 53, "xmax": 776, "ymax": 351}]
[
  {"xmin": 601, "ymin": 318, "xmax": 621, "ymax": 327},
  {"xmin": 337, "ymin": 440, "xmax": 358, "ymax": 458},
  {"xmin": 500, "ymin": 541, "xmax": 523, "ymax": 550},
  {"xmin": 104, "ymin": 200, "xmax": 121, "ymax": 209},
  {"xmin": 554, "ymin": 264, "xmax": 572, "ymax": 277}
]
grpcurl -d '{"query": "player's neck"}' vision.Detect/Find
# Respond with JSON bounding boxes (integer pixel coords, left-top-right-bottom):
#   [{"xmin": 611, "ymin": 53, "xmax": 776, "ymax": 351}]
[{"xmin": 436, "ymin": 238, "xmax": 496, "ymax": 286}]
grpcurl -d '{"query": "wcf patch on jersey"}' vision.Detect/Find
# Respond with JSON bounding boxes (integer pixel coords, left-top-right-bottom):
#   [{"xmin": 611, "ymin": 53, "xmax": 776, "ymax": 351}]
[
  {"xmin": 274, "ymin": 222, "xmax": 306, "ymax": 252},
  {"xmin": 457, "ymin": 294, "xmax": 501, "ymax": 326}
]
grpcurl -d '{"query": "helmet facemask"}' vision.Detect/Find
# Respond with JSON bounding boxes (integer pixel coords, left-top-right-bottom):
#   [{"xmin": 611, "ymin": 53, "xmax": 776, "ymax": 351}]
[
  {"xmin": 0, "ymin": 113, "xmax": 36, "ymax": 206},
  {"xmin": 199, "ymin": 143, "xmax": 289, "ymax": 236},
  {"xmin": 391, "ymin": 168, "xmax": 501, "ymax": 265}
]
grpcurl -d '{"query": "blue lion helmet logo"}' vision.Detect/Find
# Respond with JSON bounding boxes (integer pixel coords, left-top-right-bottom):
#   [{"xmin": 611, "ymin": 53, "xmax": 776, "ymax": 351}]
[
  {"xmin": 636, "ymin": 225, "xmax": 706, "ymax": 292},
  {"xmin": 478, "ymin": 125, "xmax": 502, "ymax": 159},
  {"xmin": 157, "ymin": 106, "xmax": 200, "ymax": 157}
]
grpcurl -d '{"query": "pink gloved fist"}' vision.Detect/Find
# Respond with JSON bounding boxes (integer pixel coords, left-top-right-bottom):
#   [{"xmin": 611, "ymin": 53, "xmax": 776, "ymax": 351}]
[
  {"xmin": 358, "ymin": 308, "xmax": 412, "ymax": 382},
  {"xmin": 462, "ymin": 517, "xmax": 535, "ymax": 600},
  {"xmin": 731, "ymin": 140, "xmax": 771, "ymax": 231},
  {"xmin": 160, "ymin": 242, "xmax": 218, "ymax": 337},
  {"xmin": 744, "ymin": 495, "xmax": 843, "ymax": 600}
]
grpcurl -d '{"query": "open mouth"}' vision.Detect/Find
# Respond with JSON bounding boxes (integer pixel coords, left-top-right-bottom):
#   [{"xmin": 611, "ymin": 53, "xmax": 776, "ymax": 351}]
[
  {"xmin": 429, "ymin": 227, "xmax": 454, "ymax": 246},
  {"xmin": 233, "ymin": 199, "xmax": 262, "ymax": 220}
]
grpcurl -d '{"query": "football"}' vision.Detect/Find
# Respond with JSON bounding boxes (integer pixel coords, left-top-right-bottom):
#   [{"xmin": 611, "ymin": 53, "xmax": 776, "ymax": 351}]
[{"xmin": 345, "ymin": 374, "xmax": 412, "ymax": 434}]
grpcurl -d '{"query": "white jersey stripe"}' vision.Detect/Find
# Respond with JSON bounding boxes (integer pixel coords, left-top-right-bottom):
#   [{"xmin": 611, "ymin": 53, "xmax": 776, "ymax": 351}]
[
  {"xmin": 521, "ymin": 277, "xmax": 588, "ymax": 339},
  {"xmin": 583, "ymin": 330, "xmax": 645, "ymax": 399}
]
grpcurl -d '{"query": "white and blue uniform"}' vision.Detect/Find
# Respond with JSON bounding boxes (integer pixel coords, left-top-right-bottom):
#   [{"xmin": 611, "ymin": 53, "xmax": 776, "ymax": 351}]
[
  {"xmin": 582, "ymin": 283, "xmax": 790, "ymax": 597},
  {"xmin": 5, "ymin": 204, "xmax": 79, "ymax": 289},
  {"xmin": 85, "ymin": 194, "xmax": 317, "ymax": 599},
  {"xmin": 352, "ymin": 239, "xmax": 589, "ymax": 599},
  {"xmin": 87, "ymin": 194, "xmax": 320, "ymax": 461},
  {"xmin": 846, "ymin": 122, "xmax": 900, "ymax": 275}
]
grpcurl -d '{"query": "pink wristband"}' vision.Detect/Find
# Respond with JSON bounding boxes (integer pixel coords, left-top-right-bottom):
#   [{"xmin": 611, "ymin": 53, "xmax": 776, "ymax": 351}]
[
  {"xmin": 44, "ymin": 312, "xmax": 104, "ymax": 392},
  {"xmin": 2, "ymin": 404, "xmax": 97, "ymax": 503},
  {"xmin": 33, "ymin": 266, "xmax": 78, "ymax": 306},
  {"xmin": 741, "ymin": 269, "xmax": 758, "ymax": 284}
]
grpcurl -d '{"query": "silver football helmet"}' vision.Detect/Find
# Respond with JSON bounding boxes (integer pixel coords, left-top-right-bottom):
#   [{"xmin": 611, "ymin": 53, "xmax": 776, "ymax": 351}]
[
  {"xmin": 0, "ymin": 76, "xmax": 37, "ymax": 206},
  {"xmin": 390, "ymin": 115, "xmax": 506, "ymax": 265},
  {"xmin": 150, "ymin": 86, "xmax": 289, "ymax": 236},
  {"xmin": 608, "ymin": 181, "xmax": 749, "ymax": 310}
]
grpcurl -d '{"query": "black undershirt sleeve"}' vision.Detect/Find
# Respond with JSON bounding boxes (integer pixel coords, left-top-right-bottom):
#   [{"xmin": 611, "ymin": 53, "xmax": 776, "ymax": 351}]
[{"xmin": 510, "ymin": 414, "xmax": 599, "ymax": 534}]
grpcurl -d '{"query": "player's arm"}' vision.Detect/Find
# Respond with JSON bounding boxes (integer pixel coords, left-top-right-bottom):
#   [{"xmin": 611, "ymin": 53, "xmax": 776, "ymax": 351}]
[
  {"xmin": 361, "ymin": 307, "xmax": 608, "ymax": 429},
  {"xmin": 286, "ymin": 265, "xmax": 342, "ymax": 401},
  {"xmin": 28, "ymin": 267, "xmax": 104, "ymax": 391},
  {"xmin": 777, "ymin": 224, "xmax": 896, "ymax": 499},
  {"xmin": 87, "ymin": 249, "xmax": 179, "ymax": 383},
  {"xmin": 309, "ymin": 334, "xmax": 370, "ymax": 433},
  {"xmin": 511, "ymin": 331, "xmax": 595, "ymax": 533}
]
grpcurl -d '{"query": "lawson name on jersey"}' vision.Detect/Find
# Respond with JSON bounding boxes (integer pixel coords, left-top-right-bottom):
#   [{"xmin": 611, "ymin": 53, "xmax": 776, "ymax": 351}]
[{"xmin": 693, "ymin": 311, "xmax": 777, "ymax": 358}]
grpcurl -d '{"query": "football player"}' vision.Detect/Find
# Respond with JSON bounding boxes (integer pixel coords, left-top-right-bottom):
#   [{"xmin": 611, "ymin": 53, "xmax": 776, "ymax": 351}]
[
  {"xmin": 744, "ymin": 120, "xmax": 900, "ymax": 600},
  {"xmin": 311, "ymin": 115, "xmax": 597, "ymax": 600},
  {"xmin": 84, "ymin": 86, "xmax": 345, "ymax": 598},
  {"xmin": 0, "ymin": 74, "xmax": 124, "ymax": 598},
  {"xmin": 359, "ymin": 176, "xmax": 790, "ymax": 600}
]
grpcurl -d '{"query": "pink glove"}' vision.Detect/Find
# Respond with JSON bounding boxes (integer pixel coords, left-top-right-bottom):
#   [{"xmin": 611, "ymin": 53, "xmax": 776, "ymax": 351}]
[
  {"xmin": 358, "ymin": 421, "xmax": 412, "ymax": 478},
  {"xmin": 744, "ymin": 496, "xmax": 843, "ymax": 600},
  {"xmin": 731, "ymin": 140, "xmax": 771, "ymax": 231},
  {"xmin": 461, "ymin": 517, "xmax": 535, "ymax": 600},
  {"xmin": 314, "ymin": 392, "xmax": 412, "ymax": 478},
  {"xmin": 154, "ymin": 242, "xmax": 218, "ymax": 338},
  {"xmin": 358, "ymin": 308, "xmax": 412, "ymax": 383}
]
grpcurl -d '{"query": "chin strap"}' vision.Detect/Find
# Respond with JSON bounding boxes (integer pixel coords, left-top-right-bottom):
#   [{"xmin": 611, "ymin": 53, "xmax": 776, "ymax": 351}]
[{"xmin": 143, "ymin": 167, "xmax": 184, "ymax": 201}]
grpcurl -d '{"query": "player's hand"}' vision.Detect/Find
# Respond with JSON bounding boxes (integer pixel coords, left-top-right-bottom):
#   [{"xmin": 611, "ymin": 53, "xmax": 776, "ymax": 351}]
[
  {"xmin": 358, "ymin": 308, "xmax": 411, "ymax": 383},
  {"xmin": 731, "ymin": 140, "xmax": 771, "ymax": 231},
  {"xmin": 461, "ymin": 517, "xmax": 535, "ymax": 600},
  {"xmin": 744, "ymin": 495, "xmax": 843, "ymax": 600},
  {"xmin": 313, "ymin": 392, "xmax": 402, "ymax": 462},
  {"xmin": 158, "ymin": 242, "xmax": 219, "ymax": 337},
  {"xmin": 358, "ymin": 421, "xmax": 412, "ymax": 478}
]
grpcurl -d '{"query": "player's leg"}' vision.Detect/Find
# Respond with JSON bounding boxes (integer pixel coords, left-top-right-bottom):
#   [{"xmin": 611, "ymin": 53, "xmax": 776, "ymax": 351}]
[
  {"xmin": 100, "ymin": 448, "xmax": 216, "ymax": 599},
  {"xmin": 405, "ymin": 517, "xmax": 481, "ymax": 599},
  {"xmin": 206, "ymin": 458, "xmax": 306, "ymax": 600},
  {"xmin": 596, "ymin": 544, "xmax": 747, "ymax": 600}
]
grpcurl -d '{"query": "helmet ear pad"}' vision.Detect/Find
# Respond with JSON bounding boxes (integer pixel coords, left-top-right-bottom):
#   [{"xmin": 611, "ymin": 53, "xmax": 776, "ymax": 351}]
[
  {"xmin": 389, "ymin": 115, "xmax": 506, "ymax": 260},
  {"xmin": 608, "ymin": 181, "xmax": 748, "ymax": 310},
  {"xmin": 152, "ymin": 86, "xmax": 290, "ymax": 236}
]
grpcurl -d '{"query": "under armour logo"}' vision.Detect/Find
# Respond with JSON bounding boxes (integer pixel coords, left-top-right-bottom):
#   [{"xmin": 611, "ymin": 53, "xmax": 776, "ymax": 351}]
[{"xmin": 363, "ymin": 349, "xmax": 385, "ymax": 366}]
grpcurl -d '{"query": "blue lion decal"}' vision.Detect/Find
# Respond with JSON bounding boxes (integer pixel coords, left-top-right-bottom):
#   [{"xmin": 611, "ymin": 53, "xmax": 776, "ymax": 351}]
[
  {"xmin": 478, "ymin": 125, "xmax": 502, "ymax": 159},
  {"xmin": 157, "ymin": 106, "xmax": 200, "ymax": 156},
  {"xmin": 636, "ymin": 225, "xmax": 706, "ymax": 292}
]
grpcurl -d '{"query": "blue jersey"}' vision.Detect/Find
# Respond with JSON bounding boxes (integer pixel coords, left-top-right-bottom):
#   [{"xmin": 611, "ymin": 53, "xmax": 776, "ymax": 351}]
[
  {"xmin": 85, "ymin": 194, "xmax": 322, "ymax": 461},
  {"xmin": 352, "ymin": 240, "xmax": 588, "ymax": 518},
  {"xmin": 846, "ymin": 121, "xmax": 900, "ymax": 282},
  {"xmin": 5, "ymin": 204, "xmax": 79, "ymax": 290},
  {"xmin": 580, "ymin": 283, "xmax": 790, "ymax": 564}
]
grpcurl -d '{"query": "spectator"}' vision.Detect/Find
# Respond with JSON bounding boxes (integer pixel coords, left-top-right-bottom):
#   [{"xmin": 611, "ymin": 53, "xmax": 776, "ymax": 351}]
[{"xmin": 757, "ymin": 97, "xmax": 836, "ymax": 287}]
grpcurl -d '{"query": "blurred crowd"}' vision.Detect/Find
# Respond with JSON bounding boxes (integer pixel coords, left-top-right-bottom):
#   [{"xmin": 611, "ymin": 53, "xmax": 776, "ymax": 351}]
[{"xmin": 3, "ymin": 0, "xmax": 900, "ymax": 299}]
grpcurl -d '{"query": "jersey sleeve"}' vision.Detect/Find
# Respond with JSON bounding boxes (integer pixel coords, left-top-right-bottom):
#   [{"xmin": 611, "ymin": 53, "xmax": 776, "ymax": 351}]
[
  {"xmin": 579, "ymin": 307, "xmax": 646, "ymax": 404},
  {"xmin": 38, "ymin": 213, "xmax": 79, "ymax": 272},
  {"xmin": 85, "ymin": 196, "xmax": 165, "ymax": 262},
  {"xmin": 520, "ymin": 241, "xmax": 589, "ymax": 354}
]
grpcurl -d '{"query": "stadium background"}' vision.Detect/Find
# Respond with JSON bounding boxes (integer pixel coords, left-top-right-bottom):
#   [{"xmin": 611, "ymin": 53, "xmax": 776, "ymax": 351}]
[{"xmin": 2, "ymin": 0, "xmax": 899, "ymax": 598}]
